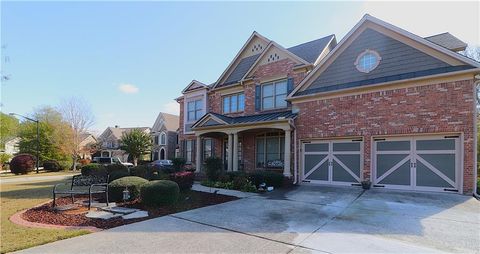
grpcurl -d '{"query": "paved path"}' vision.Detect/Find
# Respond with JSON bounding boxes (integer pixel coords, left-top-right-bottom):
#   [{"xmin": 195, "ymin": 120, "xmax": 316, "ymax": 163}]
[
  {"xmin": 17, "ymin": 185, "xmax": 480, "ymax": 254},
  {"xmin": 1, "ymin": 174, "xmax": 75, "ymax": 184}
]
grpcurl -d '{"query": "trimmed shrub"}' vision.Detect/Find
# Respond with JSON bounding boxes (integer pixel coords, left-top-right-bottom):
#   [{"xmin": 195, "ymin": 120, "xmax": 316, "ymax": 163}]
[
  {"xmin": 226, "ymin": 171, "xmax": 246, "ymax": 181},
  {"xmin": 141, "ymin": 180, "xmax": 180, "ymax": 206},
  {"xmin": 130, "ymin": 165, "xmax": 155, "ymax": 180},
  {"xmin": 172, "ymin": 158, "xmax": 186, "ymax": 172},
  {"xmin": 43, "ymin": 160, "xmax": 61, "ymax": 172},
  {"xmin": 81, "ymin": 163, "xmax": 107, "ymax": 176},
  {"xmin": 58, "ymin": 161, "xmax": 72, "ymax": 170},
  {"xmin": 108, "ymin": 176, "xmax": 148, "ymax": 202},
  {"xmin": 170, "ymin": 171, "xmax": 194, "ymax": 191},
  {"xmin": 248, "ymin": 171, "xmax": 284, "ymax": 188},
  {"xmin": 10, "ymin": 154, "xmax": 36, "ymax": 175},
  {"xmin": 108, "ymin": 170, "xmax": 130, "ymax": 183},
  {"xmin": 218, "ymin": 174, "xmax": 230, "ymax": 183},
  {"xmin": 105, "ymin": 164, "xmax": 129, "ymax": 175},
  {"xmin": 204, "ymin": 157, "xmax": 222, "ymax": 181}
]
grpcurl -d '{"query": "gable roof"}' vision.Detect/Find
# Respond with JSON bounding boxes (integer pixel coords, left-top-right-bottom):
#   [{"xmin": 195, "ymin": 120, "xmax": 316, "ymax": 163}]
[
  {"xmin": 152, "ymin": 112, "xmax": 179, "ymax": 132},
  {"xmin": 213, "ymin": 32, "xmax": 336, "ymax": 89},
  {"xmin": 425, "ymin": 32, "xmax": 467, "ymax": 52},
  {"xmin": 100, "ymin": 126, "xmax": 151, "ymax": 140},
  {"xmin": 289, "ymin": 14, "xmax": 480, "ymax": 99},
  {"xmin": 182, "ymin": 80, "xmax": 208, "ymax": 94},
  {"xmin": 287, "ymin": 34, "xmax": 336, "ymax": 63}
]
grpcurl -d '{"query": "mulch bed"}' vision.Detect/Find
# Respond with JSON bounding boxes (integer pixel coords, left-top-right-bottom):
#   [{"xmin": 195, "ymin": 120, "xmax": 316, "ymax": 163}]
[{"xmin": 22, "ymin": 191, "xmax": 238, "ymax": 229}]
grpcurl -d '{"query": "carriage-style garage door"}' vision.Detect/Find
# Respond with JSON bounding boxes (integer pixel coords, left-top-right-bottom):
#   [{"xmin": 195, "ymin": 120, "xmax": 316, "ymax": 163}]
[
  {"xmin": 373, "ymin": 135, "xmax": 461, "ymax": 192},
  {"xmin": 302, "ymin": 139, "xmax": 362, "ymax": 185}
]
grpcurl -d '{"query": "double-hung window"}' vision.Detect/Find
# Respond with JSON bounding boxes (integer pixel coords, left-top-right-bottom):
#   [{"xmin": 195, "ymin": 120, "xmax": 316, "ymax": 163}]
[
  {"xmin": 160, "ymin": 133, "xmax": 166, "ymax": 145},
  {"xmin": 185, "ymin": 140, "xmax": 193, "ymax": 163},
  {"xmin": 187, "ymin": 99, "xmax": 203, "ymax": 122},
  {"xmin": 255, "ymin": 132, "xmax": 285, "ymax": 168},
  {"xmin": 223, "ymin": 93, "xmax": 245, "ymax": 114},
  {"xmin": 262, "ymin": 80, "xmax": 287, "ymax": 110},
  {"xmin": 203, "ymin": 139, "xmax": 212, "ymax": 161}
]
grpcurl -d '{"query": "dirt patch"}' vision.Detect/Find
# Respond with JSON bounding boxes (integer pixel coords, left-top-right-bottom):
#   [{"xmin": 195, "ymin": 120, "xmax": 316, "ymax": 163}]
[{"xmin": 22, "ymin": 191, "xmax": 238, "ymax": 229}]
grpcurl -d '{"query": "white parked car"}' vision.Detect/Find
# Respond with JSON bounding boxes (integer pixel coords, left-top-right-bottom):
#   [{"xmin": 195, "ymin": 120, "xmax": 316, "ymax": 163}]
[{"xmin": 92, "ymin": 157, "xmax": 134, "ymax": 167}]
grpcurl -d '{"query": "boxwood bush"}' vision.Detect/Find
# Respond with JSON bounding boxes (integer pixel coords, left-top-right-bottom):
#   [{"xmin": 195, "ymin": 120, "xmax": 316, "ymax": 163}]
[
  {"xmin": 108, "ymin": 176, "xmax": 148, "ymax": 202},
  {"xmin": 205, "ymin": 157, "xmax": 222, "ymax": 181},
  {"xmin": 10, "ymin": 154, "xmax": 36, "ymax": 175},
  {"xmin": 105, "ymin": 164, "xmax": 129, "ymax": 175},
  {"xmin": 248, "ymin": 170, "xmax": 284, "ymax": 188},
  {"xmin": 43, "ymin": 160, "xmax": 61, "ymax": 172},
  {"xmin": 81, "ymin": 163, "xmax": 107, "ymax": 176},
  {"xmin": 108, "ymin": 170, "xmax": 130, "ymax": 183},
  {"xmin": 141, "ymin": 180, "xmax": 179, "ymax": 206}
]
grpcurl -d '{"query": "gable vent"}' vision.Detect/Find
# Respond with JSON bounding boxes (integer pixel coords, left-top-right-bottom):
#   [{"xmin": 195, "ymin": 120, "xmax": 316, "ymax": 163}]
[
  {"xmin": 267, "ymin": 53, "xmax": 280, "ymax": 62},
  {"xmin": 251, "ymin": 44, "xmax": 263, "ymax": 52}
]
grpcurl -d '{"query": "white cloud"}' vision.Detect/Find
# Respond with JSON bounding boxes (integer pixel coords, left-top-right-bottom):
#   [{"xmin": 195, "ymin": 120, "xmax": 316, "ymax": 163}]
[
  {"xmin": 161, "ymin": 101, "xmax": 179, "ymax": 115},
  {"xmin": 118, "ymin": 84, "xmax": 139, "ymax": 94},
  {"xmin": 360, "ymin": 1, "xmax": 479, "ymax": 47}
]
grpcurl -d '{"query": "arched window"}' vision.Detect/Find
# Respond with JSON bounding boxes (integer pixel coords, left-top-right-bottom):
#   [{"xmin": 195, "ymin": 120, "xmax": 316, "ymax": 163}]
[{"xmin": 160, "ymin": 132, "xmax": 167, "ymax": 145}]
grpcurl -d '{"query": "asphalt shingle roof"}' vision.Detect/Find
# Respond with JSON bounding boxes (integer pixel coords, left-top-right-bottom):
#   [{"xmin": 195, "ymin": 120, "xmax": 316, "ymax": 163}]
[
  {"xmin": 217, "ymin": 34, "xmax": 335, "ymax": 88},
  {"xmin": 287, "ymin": 34, "xmax": 335, "ymax": 63},
  {"xmin": 424, "ymin": 32, "xmax": 467, "ymax": 52}
]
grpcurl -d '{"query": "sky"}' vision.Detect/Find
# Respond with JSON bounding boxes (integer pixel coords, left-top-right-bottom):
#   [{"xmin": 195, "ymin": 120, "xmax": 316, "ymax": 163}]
[{"xmin": 1, "ymin": 1, "xmax": 479, "ymax": 134}]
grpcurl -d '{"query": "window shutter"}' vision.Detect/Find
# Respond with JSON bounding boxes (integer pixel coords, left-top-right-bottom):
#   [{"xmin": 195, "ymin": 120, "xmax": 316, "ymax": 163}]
[
  {"xmin": 211, "ymin": 139, "xmax": 215, "ymax": 158},
  {"xmin": 255, "ymin": 84, "xmax": 261, "ymax": 111},
  {"xmin": 192, "ymin": 139, "xmax": 196, "ymax": 163},
  {"xmin": 287, "ymin": 77, "xmax": 294, "ymax": 107}
]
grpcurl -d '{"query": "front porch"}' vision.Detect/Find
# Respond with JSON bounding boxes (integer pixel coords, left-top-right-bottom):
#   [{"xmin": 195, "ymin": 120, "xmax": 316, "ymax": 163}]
[{"xmin": 191, "ymin": 111, "xmax": 296, "ymax": 177}]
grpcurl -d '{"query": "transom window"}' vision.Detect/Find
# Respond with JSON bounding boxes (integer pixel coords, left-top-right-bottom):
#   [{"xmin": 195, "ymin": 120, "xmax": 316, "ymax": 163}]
[
  {"xmin": 256, "ymin": 132, "xmax": 285, "ymax": 169},
  {"xmin": 223, "ymin": 93, "xmax": 245, "ymax": 114},
  {"xmin": 355, "ymin": 49, "xmax": 381, "ymax": 73},
  {"xmin": 262, "ymin": 80, "xmax": 287, "ymax": 110},
  {"xmin": 187, "ymin": 99, "xmax": 203, "ymax": 122}
]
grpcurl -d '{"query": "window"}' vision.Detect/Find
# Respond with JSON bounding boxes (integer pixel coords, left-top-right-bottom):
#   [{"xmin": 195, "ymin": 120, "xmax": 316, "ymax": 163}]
[
  {"xmin": 355, "ymin": 49, "xmax": 381, "ymax": 73},
  {"xmin": 203, "ymin": 139, "xmax": 212, "ymax": 161},
  {"xmin": 160, "ymin": 133, "xmax": 166, "ymax": 145},
  {"xmin": 154, "ymin": 135, "xmax": 159, "ymax": 145},
  {"xmin": 255, "ymin": 132, "xmax": 285, "ymax": 168},
  {"xmin": 185, "ymin": 140, "xmax": 193, "ymax": 163},
  {"xmin": 187, "ymin": 99, "xmax": 203, "ymax": 122},
  {"xmin": 262, "ymin": 80, "xmax": 287, "ymax": 110},
  {"xmin": 223, "ymin": 93, "xmax": 245, "ymax": 113}
]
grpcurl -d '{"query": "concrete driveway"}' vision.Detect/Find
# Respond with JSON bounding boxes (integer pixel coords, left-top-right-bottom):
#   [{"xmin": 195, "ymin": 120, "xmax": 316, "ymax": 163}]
[{"xmin": 18, "ymin": 185, "xmax": 480, "ymax": 254}]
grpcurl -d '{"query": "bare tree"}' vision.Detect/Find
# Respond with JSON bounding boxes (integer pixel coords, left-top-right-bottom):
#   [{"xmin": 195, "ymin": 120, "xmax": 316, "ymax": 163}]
[
  {"xmin": 60, "ymin": 97, "xmax": 94, "ymax": 170},
  {"xmin": 461, "ymin": 46, "xmax": 480, "ymax": 109}
]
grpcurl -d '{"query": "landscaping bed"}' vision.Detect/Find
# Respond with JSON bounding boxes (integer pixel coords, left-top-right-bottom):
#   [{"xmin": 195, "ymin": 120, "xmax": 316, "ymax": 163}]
[{"xmin": 22, "ymin": 191, "xmax": 238, "ymax": 229}]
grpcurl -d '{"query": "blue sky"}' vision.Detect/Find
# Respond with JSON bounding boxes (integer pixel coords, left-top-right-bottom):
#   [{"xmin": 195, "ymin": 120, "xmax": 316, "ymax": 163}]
[{"xmin": 1, "ymin": 1, "xmax": 478, "ymax": 133}]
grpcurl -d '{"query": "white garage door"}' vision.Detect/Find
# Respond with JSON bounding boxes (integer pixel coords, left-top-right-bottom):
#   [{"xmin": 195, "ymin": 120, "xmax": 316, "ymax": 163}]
[
  {"xmin": 302, "ymin": 139, "xmax": 363, "ymax": 185},
  {"xmin": 373, "ymin": 135, "xmax": 460, "ymax": 192}
]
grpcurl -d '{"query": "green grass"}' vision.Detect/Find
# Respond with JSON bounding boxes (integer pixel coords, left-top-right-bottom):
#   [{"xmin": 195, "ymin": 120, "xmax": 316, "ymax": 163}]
[
  {"xmin": 0, "ymin": 170, "xmax": 77, "ymax": 178},
  {"xmin": 0, "ymin": 179, "xmax": 89, "ymax": 253}
]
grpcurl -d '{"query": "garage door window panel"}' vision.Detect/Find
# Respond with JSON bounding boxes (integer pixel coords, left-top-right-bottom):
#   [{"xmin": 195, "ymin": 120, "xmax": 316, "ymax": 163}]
[
  {"xmin": 332, "ymin": 160, "xmax": 359, "ymax": 182},
  {"xmin": 334, "ymin": 154, "xmax": 361, "ymax": 178},
  {"xmin": 304, "ymin": 143, "xmax": 329, "ymax": 153},
  {"xmin": 416, "ymin": 161, "xmax": 454, "ymax": 188},
  {"xmin": 378, "ymin": 161, "xmax": 411, "ymax": 185},
  {"xmin": 333, "ymin": 142, "xmax": 360, "ymax": 152},
  {"xmin": 306, "ymin": 159, "xmax": 329, "ymax": 181},
  {"xmin": 377, "ymin": 141, "xmax": 410, "ymax": 151},
  {"xmin": 304, "ymin": 155, "xmax": 329, "ymax": 180},
  {"xmin": 416, "ymin": 139, "xmax": 455, "ymax": 151}
]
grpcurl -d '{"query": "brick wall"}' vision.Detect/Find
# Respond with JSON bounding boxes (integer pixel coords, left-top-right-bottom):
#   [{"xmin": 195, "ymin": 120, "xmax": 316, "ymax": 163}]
[{"xmin": 294, "ymin": 79, "xmax": 476, "ymax": 193}]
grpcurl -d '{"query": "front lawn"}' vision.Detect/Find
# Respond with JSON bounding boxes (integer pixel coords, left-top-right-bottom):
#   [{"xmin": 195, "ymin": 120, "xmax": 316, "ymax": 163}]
[
  {"xmin": 0, "ymin": 179, "xmax": 89, "ymax": 253},
  {"xmin": 0, "ymin": 170, "xmax": 77, "ymax": 178}
]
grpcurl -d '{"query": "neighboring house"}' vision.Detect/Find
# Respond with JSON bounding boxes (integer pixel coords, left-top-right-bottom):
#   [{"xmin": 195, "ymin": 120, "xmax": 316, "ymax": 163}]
[
  {"xmin": 78, "ymin": 133, "xmax": 97, "ymax": 160},
  {"xmin": 4, "ymin": 137, "xmax": 20, "ymax": 156},
  {"xmin": 176, "ymin": 14, "xmax": 479, "ymax": 195},
  {"xmin": 97, "ymin": 126, "xmax": 151, "ymax": 162},
  {"xmin": 150, "ymin": 112, "xmax": 179, "ymax": 160}
]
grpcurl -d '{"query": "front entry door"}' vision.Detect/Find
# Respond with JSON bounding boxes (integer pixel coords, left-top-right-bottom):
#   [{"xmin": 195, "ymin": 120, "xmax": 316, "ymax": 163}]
[{"xmin": 302, "ymin": 139, "xmax": 363, "ymax": 185}]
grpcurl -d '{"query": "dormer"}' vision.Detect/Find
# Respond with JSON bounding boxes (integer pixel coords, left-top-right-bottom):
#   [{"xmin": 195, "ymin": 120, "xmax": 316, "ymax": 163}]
[{"xmin": 180, "ymin": 80, "xmax": 209, "ymax": 134}]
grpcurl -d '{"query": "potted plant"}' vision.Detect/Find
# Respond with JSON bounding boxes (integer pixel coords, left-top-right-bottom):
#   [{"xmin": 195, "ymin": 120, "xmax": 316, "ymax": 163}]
[{"xmin": 361, "ymin": 179, "xmax": 371, "ymax": 190}]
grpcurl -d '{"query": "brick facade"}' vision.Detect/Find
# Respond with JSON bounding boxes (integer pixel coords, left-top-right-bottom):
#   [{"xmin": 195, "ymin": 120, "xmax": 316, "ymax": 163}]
[{"xmin": 294, "ymin": 79, "xmax": 476, "ymax": 193}]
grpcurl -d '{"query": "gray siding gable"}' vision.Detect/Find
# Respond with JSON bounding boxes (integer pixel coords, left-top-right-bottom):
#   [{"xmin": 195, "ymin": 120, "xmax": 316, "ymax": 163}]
[{"xmin": 305, "ymin": 28, "xmax": 452, "ymax": 93}]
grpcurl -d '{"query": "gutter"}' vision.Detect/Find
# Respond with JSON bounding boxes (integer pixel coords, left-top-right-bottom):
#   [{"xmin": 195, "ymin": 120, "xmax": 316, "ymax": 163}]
[{"xmin": 474, "ymin": 77, "xmax": 480, "ymax": 198}]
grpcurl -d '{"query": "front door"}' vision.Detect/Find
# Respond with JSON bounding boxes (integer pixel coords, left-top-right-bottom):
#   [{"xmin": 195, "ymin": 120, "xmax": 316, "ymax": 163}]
[{"xmin": 302, "ymin": 139, "xmax": 363, "ymax": 185}]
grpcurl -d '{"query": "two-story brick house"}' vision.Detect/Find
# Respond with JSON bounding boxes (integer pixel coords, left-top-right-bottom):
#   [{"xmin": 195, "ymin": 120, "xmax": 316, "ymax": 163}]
[{"xmin": 177, "ymin": 14, "xmax": 479, "ymax": 194}]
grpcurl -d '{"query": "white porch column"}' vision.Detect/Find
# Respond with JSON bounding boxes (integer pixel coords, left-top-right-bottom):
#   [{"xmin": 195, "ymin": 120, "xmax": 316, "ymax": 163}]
[
  {"xmin": 195, "ymin": 136, "xmax": 202, "ymax": 173},
  {"xmin": 227, "ymin": 133, "xmax": 233, "ymax": 171},
  {"xmin": 233, "ymin": 132, "xmax": 239, "ymax": 171},
  {"xmin": 283, "ymin": 129, "xmax": 292, "ymax": 177}
]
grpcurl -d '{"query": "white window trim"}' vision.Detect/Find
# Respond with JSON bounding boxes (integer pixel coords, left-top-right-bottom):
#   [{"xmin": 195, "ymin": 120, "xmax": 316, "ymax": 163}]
[
  {"xmin": 160, "ymin": 132, "xmax": 167, "ymax": 145},
  {"xmin": 355, "ymin": 49, "xmax": 381, "ymax": 73}
]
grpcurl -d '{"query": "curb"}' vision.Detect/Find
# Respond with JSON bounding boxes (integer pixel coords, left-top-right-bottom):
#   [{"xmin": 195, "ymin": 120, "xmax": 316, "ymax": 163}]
[{"xmin": 9, "ymin": 200, "xmax": 102, "ymax": 233}]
